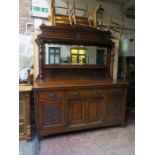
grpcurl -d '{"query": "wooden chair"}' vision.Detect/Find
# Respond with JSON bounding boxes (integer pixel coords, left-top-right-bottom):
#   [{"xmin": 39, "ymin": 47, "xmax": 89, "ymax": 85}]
[
  {"xmin": 69, "ymin": 0, "xmax": 92, "ymax": 27},
  {"xmin": 48, "ymin": 0, "xmax": 72, "ymax": 26},
  {"xmin": 92, "ymin": 4, "xmax": 104, "ymax": 28},
  {"xmin": 91, "ymin": 4, "xmax": 123, "ymax": 39},
  {"xmin": 108, "ymin": 16, "xmax": 123, "ymax": 39}
]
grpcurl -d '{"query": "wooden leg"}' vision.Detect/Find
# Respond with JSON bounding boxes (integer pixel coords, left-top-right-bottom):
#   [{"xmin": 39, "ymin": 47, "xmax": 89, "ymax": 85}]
[
  {"xmin": 121, "ymin": 119, "xmax": 126, "ymax": 127},
  {"xmin": 37, "ymin": 135, "xmax": 44, "ymax": 141},
  {"xmin": 121, "ymin": 122, "xmax": 126, "ymax": 127},
  {"xmin": 26, "ymin": 136, "xmax": 32, "ymax": 142}
]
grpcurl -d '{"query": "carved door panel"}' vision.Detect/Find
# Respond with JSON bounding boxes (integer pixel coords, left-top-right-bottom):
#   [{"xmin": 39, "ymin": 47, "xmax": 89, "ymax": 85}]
[
  {"xmin": 39, "ymin": 99, "xmax": 65, "ymax": 133},
  {"xmin": 105, "ymin": 88, "xmax": 127, "ymax": 124},
  {"xmin": 86, "ymin": 98, "xmax": 103, "ymax": 125},
  {"xmin": 67, "ymin": 99, "xmax": 86, "ymax": 128}
]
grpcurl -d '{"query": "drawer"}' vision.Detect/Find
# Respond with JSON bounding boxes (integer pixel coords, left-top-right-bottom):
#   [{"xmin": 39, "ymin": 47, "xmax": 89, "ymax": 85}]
[
  {"xmin": 38, "ymin": 91, "xmax": 65, "ymax": 100},
  {"xmin": 68, "ymin": 89, "xmax": 103, "ymax": 98},
  {"xmin": 106, "ymin": 88, "xmax": 126, "ymax": 95}
]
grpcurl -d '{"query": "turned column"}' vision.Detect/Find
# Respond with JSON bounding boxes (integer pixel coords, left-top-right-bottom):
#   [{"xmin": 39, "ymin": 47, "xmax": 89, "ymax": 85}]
[
  {"xmin": 110, "ymin": 45, "xmax": 115, "ymax": 79},
  {"xmin": 36, "ymin": 39, "xmax": 44, "ymax": 82}
]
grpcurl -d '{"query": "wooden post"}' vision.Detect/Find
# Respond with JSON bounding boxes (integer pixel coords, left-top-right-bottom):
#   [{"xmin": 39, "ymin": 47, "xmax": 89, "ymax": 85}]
[
  {"xmin": 73, "ymin": 0, "xmax": 76, "ymax": 25},
  {"xmin": 38, "ymin": 41, "xmax": 44, "ymax": 82},
  {"xmin": 84, "ymin": 0, "xmax": 91, "ymax": 27},
  {"xmin": 51, "ymin": 0, "xmax": 55, "ymax": 26},
  {"xmin": 111, "ymin": 47, "xmax": 115, "ymax": 78},
  {"xmin": 25, "ymin": 93, "xmax": 31, "ymax": 140},
  {"xmin": 67, "ymin": 0, "xmax": 72, "ymax": 25}
]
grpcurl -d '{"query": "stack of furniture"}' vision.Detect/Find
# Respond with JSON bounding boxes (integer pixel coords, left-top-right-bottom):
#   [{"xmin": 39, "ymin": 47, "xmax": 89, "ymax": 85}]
[
  {"xmin": 34, "ymin": 24, "xmax": 128, "ymax": 138},
  {"xmin": 48, "ymin": 0, "xmax": 72, "ymax": 26},
  {"xmin": 108, "ymin": 16, "xmax": 123, "ymax": 39},
  {"xmin": 92, "ymin": 4, "xmax": 123, "ymax": 41},
  {"xmin": 48, "ymin": 0, "xmax": 123, "ymax": 39},
  {"xmin": 92, "ymin": 3, "xmax": 104, "ymax": 28},
  {"xmin": 48, "ymin": 0, "xmax": 93, "ymax": 27},
  {"xmin": 69, "ymin": 0, "xmax": 92, "ymax": 27}
]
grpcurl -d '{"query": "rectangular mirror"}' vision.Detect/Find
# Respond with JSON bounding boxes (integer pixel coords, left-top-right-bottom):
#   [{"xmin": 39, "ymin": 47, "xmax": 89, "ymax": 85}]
[{"xmin": 44, "ymin": 44, "xmax": 108, "ymax": 66}]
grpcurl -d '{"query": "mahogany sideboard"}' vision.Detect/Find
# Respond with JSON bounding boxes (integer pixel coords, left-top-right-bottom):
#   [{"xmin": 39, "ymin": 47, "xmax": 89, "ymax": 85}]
[{"xmin": 33, "ymin": 24, "xmax": 128, "ymax": 138}]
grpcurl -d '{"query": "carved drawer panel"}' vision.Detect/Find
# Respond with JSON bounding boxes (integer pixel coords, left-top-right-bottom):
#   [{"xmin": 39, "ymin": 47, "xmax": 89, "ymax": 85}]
[
  {"xmin": 43, "ymin": 103, "xmax": 63, "ymax": 125},
  {"xmin": 68, "ymin": 89, "xmax": 103, "ymax": 98},
  {"xmin": 39, "ymin": 99, "xmax": 65, "ymax": 132},
  {"xmin": 107, "ymin": 97, "xmax": 122, "ymax": 117},
  {"xmin": 38, "ymin": 91, "xmax": 65, "ymax": 100}
]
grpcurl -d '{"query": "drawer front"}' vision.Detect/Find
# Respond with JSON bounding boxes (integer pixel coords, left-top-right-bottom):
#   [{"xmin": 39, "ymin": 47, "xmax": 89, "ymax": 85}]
[
  {"xmin": 38, "ymin": 91, "xmax": 65, "ymax": 100},
  {"xmin": 68, "ymin": 89, "xmax": 103, "ymax": 98},
  {"xmin": 106, "ymin": 88, "xmax": 126, "ymax": 95}
]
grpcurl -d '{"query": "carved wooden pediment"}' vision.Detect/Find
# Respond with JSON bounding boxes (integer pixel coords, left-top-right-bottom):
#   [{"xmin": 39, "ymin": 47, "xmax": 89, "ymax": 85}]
[{"xmin": 36, "ymin": 24, "xmax": 114, "ymax": 47}]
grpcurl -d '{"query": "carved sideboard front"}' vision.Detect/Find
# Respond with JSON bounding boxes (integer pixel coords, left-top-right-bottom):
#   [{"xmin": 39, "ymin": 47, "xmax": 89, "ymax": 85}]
[
  {"xmin": 34, "ymin": 84, "xmax": 127, "ymax": 137},
  {"xmin": 34, "ymin": 25, "xmax": 128, "ymax": 138}
]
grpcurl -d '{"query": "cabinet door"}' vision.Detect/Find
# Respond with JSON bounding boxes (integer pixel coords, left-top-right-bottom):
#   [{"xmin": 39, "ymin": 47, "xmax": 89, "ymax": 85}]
[
  {"xmin": 67, "ymin": 99, "xmax": 86, "ymax": 128},
  {"xmin": 105, "ymin": 88, "xmax": 127, "ymax": 124},
  {"xmin": 86, "ymin": 98, "xmax": 103, "ymax": 125},
  {"xmin": 39, "ymin": 99, "xmax": 65, "ymax": 134}
]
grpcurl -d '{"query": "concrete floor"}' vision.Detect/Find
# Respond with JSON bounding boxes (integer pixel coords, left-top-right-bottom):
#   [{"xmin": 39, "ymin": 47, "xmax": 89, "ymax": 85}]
[
  {"xmin": 19, "ymin": 136, "xmax": 40, "ymax": 155},
  {"xmin": 19, "ymin": 113, "xmax": 134, "ymax": 155}
]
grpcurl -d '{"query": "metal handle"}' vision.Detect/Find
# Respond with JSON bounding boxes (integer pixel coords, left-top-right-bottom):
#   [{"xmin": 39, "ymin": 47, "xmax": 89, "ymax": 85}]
[
  {"xmin": 72, "ymin": 91, "xmax": 80, "ymax": 97},
  {"xmin": 93, "ymin": 91, "xmax": 100, "ymax": 97},
  {"xmin": 48, "ymin": 92, "xmax": 54, "ymax": 97}
]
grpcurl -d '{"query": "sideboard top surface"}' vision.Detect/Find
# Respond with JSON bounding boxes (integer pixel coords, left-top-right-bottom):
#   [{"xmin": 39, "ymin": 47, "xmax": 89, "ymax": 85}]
[{"xmin": 33, "ymin": 79, "xmax": 128, "ymax": 89}]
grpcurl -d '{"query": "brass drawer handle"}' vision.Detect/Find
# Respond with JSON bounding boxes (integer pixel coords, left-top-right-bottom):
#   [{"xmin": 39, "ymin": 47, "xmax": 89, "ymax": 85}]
[
  {"xmin": 48, "ymin": 92, "xmax": 54, "ymax": 98},
  {"xmin": 72, "ymin": 91, "xmax": 80, "ymax": 97},
  {"xmin": 93, "ymin": 91, "xmax": 100, "ymax": 97}
]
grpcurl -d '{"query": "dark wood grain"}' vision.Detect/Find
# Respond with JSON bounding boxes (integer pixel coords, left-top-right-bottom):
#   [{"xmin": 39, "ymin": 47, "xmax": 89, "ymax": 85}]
[{"xmin": 34, "ymin": 25, "xmax": 128, "ymax": 138}]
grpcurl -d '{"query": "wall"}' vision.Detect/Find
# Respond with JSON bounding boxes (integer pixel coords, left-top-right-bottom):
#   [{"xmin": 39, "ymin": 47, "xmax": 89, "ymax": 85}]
[{"xmin": 19, "ymin": 0, "xmax": 34, "ymax": 33}]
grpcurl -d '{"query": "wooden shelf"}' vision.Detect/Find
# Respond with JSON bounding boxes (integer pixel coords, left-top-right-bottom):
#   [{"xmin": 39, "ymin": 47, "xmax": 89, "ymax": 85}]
[
  {"xmin": 19, "ymin": 84, "xmax": 32, "ymax": 92},
  {"xmin": 44, "ymin": 64, "xmax": 107, "ymax": 69}
]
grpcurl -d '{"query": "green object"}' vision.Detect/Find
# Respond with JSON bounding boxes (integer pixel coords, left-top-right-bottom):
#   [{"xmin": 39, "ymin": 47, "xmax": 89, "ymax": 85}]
[
  {"xmin": 42, "ymin": 8, "xmax": 48, "ymax": 13},
  {"xmin": 33, "ymin": 6, "xmax": 48, "ymax": 13},
  {"xmin": 33, "ymin": 6, "xmax": 41, "ymax": 12}
]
